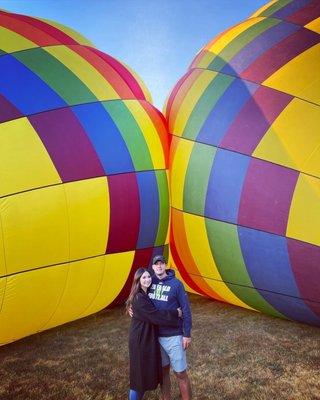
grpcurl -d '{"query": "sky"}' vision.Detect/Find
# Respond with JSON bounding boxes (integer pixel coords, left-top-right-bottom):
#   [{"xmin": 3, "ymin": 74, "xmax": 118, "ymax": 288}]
[{"xmin": 0, "ymin": 0, "xmax": 267, "ymax": 109}]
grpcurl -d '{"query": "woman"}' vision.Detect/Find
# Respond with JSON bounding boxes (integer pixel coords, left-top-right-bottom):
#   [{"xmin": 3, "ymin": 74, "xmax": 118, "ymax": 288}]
[{"xmin": 126, "ymin": 267, "xmax": 181, "ymax": 400}]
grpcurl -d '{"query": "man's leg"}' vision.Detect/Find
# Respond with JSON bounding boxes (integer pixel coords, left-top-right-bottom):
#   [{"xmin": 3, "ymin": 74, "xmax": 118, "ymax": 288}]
[
  {"xmin": 174, "ymin": 370, "xmax": 192, "ymax": 400},
  {"xmin": 165, "ymin": 336, "xmax": 191, "ymax": 400},
  {"xmin": 161, "ymin": 364, "xmax": 171, "ymax": 400}
]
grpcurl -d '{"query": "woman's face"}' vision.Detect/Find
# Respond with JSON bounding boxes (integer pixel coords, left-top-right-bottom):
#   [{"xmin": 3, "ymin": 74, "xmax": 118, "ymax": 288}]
[{"xmin": 140, "ymin": 271, "xmax": 152, "ymax": 290}]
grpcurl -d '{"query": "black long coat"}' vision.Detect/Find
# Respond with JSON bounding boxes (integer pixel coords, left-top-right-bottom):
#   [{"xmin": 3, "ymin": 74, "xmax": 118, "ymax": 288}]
[{"xmin": 129, "ymin": 289, "xmax": 180, "ymax": 392}]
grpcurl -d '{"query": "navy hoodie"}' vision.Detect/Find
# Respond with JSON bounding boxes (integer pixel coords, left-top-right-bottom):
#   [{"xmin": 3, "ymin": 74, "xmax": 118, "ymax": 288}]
[{"xmin": 148, "ymin": 269, "xmax": 192, "ymax": 337}]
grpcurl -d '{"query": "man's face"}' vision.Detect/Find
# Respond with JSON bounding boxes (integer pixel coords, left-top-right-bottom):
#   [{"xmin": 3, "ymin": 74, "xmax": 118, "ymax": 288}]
[{"xmin": 152, "ymin": 261, "xmax": 166, "ymax": 277}]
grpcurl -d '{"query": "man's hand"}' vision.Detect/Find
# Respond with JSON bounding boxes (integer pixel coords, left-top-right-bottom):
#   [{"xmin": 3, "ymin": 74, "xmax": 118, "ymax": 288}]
[{"xmin": 182, "ymin": 337, "xmax": 191, "ymax": 350}]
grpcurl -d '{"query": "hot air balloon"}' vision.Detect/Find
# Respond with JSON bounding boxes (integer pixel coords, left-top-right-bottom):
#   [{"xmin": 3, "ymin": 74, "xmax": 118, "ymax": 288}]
[
  {"xmin": 166, "ymin": 0, "xmax": 320, "ymax": 326},
  {"xmin": 0, "ymin": 9, "xmax": 170, "ymax": 345}
]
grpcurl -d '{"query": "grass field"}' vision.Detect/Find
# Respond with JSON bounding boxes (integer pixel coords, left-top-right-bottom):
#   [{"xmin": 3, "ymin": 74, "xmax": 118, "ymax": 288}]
[{"xmin": 1, "ymin": 294, "xmax": 319, "ymax": 400}]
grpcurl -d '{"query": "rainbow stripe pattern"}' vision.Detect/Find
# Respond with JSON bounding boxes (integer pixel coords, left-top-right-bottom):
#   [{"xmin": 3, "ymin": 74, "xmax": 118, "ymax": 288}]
[
  {"xmin": 0, "ymin": 10, "xmax": 169, "ymax": 345},
  {"xmin": 166, "ymin": 0, "xmax": 320, "ymax": 325}
]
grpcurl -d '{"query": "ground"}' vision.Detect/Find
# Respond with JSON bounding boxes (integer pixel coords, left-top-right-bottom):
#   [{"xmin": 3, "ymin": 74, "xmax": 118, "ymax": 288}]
[{"xmin": 1, "ymin": 294, "xmax": 319, "ymax": 400}]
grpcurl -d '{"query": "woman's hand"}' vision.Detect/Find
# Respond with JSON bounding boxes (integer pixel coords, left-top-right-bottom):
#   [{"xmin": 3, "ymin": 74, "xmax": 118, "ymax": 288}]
[{"xmin": 177, "ymin": 307, "xmax": 183, "ymax": 318}]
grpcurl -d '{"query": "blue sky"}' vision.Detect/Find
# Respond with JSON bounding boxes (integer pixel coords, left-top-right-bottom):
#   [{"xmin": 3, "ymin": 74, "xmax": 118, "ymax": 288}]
[{"xmin": 0, "ymin": 0, "xmax": 267, "ymax": 109}]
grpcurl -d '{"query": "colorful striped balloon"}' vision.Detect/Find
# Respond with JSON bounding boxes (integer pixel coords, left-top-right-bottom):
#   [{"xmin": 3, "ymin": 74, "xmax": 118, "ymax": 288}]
[
  {"xmin": 0, "ymin": 10, "xmax": 169, "ymax": 345},
  {"xmin": 166, "ymin": 0, "xmax": 320, "ymax": 325}
]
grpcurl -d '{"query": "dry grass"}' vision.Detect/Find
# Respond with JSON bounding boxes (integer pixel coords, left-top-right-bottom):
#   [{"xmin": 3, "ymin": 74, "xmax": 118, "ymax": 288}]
[{"xmin": 0, "ymin": 294, "xmax": 320, "ymax": 400}]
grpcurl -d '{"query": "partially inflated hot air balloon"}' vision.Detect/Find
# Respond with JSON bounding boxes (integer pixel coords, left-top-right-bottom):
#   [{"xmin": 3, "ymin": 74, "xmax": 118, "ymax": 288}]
[
  {"xmin": 0, "ymin": 10, "xmax": 170, "ymax": 345},
  {"xmin": 166, "ymin": 0, "xmax": 320, "ymax": 325}
]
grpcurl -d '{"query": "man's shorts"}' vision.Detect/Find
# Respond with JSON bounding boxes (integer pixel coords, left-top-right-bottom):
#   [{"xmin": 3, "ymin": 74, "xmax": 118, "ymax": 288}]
[{"xmin": 158, "ymin": 335, "xmax": 187, "ymax": 373}]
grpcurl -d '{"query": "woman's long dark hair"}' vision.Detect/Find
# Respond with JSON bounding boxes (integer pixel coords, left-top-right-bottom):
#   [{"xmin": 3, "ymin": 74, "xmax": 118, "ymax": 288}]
[{"xmin": 126, "ymin": 267, "xmax": 149, "ymax": 313}]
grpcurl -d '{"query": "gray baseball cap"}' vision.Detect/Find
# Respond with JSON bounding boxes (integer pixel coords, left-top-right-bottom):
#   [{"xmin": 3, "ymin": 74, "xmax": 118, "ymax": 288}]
[{"xmin": 152, "ymin": 255, "xmax": 166, "ymax": 264}]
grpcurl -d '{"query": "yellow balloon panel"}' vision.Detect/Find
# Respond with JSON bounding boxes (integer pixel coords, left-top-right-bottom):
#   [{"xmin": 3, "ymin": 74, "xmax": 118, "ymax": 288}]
[
  {"xmin": 0, "ymin": 265, "xmax": 68, "ymax": 345},
  {"xmin": 0, "ymin": 217, "xmax": 6, "ymax": 277},
  {"xmin": 81, "ymin": 251, "xmax": 134, "ymax": 318},
  {"xmin": 0, "ymin": 118, "xmax": 61, "ymax": 197},
  {"xmin": 1, "ymin": 186, "xmax": 69, "ymax": 274},
  {"xmin": 64, "ymin": 177, "xmax": 109, "ymax": 260},
  {"xmin": 170, "ymin": 137, "xmax": 193, "ymax": 210},
  {"xmin": 0, "ymin": 26, "xmax": 38, "ymax": 52},
  {"xmin": 253, "ymin": 98, "xmax": 320, "ymax": 177},
  {"xmin": 305, "ymin": 17, "xmax": 320, "ymax": 34},
  {"xmin": 287, "ymin": 174, "xmax": 320, "ymax": 246},
  {"xmin": 304, "ymin": 146, "xmax": 320, "ymax": 178},
  {"xmin": 42, "ymin": 256, "xmax": 105, "ymax": 330},
  {"xmin": 0, "ymin": 251, "xmax": 136, "ymax": 345},
  {"xmin": 0, "ymin": 277, "xmax": 6, "ymax": 313},
  {"xmin": 263, "ymin": 43, "xmax": 320, "ymax": 104}
]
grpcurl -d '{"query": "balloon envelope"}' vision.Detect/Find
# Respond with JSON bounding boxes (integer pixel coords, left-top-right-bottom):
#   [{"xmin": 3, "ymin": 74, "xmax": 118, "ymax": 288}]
[
  {"xmin": 166, "ymin": 0, "xmax": 320, "ymax": 326},
  {"xmin": 0, "ymin": 10, "xmax": 170, "ymax": 345}
]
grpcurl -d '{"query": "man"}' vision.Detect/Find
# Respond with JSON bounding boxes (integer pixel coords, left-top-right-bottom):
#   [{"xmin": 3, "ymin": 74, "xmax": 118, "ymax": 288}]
[{"xmin": 148, "ymin": 255, "xmax": 192, "ymax": 400}]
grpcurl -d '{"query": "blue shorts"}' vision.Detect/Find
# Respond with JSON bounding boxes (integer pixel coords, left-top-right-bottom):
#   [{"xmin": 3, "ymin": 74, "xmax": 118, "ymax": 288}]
[{"xmin": 158, "ymin": 335, "xmax": 187, "ymax": 373}]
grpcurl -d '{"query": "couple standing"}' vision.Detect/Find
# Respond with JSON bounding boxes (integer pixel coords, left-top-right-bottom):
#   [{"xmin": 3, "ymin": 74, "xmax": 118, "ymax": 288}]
[{"xmin": 127, "ymin": 255, "xmax": 192, "ymax": 399}]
